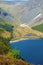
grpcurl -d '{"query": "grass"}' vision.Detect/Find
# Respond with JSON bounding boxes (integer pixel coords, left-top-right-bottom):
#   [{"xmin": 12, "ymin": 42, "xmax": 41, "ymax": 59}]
[{"xmin": 32, "ymin": 24, "xmax": 43, "ymax": 32}]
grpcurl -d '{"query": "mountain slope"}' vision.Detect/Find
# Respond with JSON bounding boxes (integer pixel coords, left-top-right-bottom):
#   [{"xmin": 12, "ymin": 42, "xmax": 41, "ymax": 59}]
[
  {"xmin": 0, "ymin": 8, "xmax": 14, "ymax": 24},
  {"xmin": 0, "ymin": 18, "xmax": 14, "ymax": 53},
  {"xmin": 0, "ymin": 17, "xmax": 43, "ymax": 42},
  {"xmin": 0, "ymin": 0, "xmax": 43, "ymax": 26}
]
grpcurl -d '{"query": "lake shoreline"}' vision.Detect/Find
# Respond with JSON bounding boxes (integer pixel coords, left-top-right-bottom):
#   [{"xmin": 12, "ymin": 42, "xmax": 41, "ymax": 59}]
[
  {"xmin": 10, "ymin": 37, "xmax": 41, "ymax": 44},
  {"xmin": 11, "ymin": 38, "xmax": 43, "ymax": 65}
]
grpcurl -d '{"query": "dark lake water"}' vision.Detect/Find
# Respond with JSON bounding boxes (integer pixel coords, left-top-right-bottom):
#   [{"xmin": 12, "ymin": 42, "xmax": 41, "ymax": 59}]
[{"xmin": 11, "ymin": 38, "xmax": 43, "ymax": 65}]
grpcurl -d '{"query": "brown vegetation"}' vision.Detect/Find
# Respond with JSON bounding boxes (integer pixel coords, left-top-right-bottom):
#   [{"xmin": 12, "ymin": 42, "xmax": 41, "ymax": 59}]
[
  {"xmin": 1, "ymin": 31, "xmax": 11, "ymax": 39},
  {"xmin": 0, "ymin": 55, "xmax": 33, "ymax": 65}
]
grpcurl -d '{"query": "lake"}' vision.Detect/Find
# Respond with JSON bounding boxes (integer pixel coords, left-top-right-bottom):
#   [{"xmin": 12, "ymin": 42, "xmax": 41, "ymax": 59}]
[{"xmin": 11, "ymin": 38, "xmax": 43, "ymax": 65}]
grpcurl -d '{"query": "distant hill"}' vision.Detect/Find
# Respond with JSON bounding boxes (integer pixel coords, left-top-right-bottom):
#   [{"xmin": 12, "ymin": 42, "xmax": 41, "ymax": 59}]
[
  {"xmin": 0, "ymin": 0, "xmax": 43, "ymax": 26},
  {"xmin": 32, "ymin": 24, "xmax": 43, "ymax": 32}
]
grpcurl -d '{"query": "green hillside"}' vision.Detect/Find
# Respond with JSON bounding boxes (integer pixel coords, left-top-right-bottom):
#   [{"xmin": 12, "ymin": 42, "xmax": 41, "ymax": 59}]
[
  {"xmin": 32, "ymin": 24, "xmax": 43, "ymax": 32},
  {"xmin": 0, "ymin": 18, "xmax": 24, "ymax": 60}
]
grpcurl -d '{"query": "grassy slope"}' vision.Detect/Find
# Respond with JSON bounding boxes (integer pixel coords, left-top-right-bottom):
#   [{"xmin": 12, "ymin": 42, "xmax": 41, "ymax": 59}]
[{"xmin": 32, "ymin": 24, "xmax": 43, "ymax": 32}]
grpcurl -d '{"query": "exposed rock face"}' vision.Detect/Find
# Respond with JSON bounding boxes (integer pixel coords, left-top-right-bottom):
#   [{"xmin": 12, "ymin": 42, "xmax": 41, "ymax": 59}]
[{"xmin": 0, "ymin": 55, "xmax": 33, "ymax": 65}]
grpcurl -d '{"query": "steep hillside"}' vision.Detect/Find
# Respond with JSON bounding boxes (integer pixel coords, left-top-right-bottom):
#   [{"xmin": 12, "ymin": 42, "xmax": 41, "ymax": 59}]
[
  {"xmin": 0, "ymin": 18, "xmax": 14, "ymax": 54},
  {"xmin": 0, "ymin": 8, "xmax": 14, "ymax": 24},
  {"xmin": 0, "ymin": 0, "xmax": 43, "ymax": 25},
  {"xmin": 0, "ymin": 55, "xmax": 33, "ymax": 65},
  {"xmin": 0, "ymin": 18, "xmax": 13, "ymax": 39},
  {"xmin": 32, "ymin": 24, "xmax": 43, "ymax": 32}
]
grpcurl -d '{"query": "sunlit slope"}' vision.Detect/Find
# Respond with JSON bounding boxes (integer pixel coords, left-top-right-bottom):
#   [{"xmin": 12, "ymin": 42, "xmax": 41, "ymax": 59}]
[
  {"xmin": 32, "ymin": 24, "xmax": 43, "ymax": 32},
  {"xmin": 12, "ymin": 24, "xmax": 43, "ymax": 40}
]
